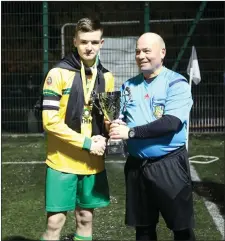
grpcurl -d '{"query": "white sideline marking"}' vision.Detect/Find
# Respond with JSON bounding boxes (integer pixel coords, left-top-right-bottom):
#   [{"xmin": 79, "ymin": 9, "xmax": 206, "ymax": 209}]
[
  {"xmin": 1, "ymin": 155, "xmax": 219, "ymax": 165},
  {"xmin": 2, "ymin": 161, "xmax": 44, "ymax": 164},
  {"xmin": 190, "ymin": 165, "xmax": 224, "ymax": 239},
  {"xmin": 2, "ymin": 157, "xmax": 224, "ymax": 238}
]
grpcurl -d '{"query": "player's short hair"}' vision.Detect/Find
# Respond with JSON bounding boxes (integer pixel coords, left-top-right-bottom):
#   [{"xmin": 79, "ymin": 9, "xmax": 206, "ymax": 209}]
[{"xmin": 75, "ymin": 17, "xmax": 103, "ymax": 37}]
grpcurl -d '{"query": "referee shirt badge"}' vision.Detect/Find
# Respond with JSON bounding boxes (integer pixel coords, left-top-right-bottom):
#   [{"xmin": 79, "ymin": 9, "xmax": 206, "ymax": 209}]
[{"xmin": 153, "ymin": 105, "xmax": 165, "ymax": 119}]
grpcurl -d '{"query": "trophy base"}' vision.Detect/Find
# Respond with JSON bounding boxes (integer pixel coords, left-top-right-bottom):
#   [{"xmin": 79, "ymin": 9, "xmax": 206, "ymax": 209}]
[{"xmin": 105, "ymin": 139, "xmax": 127, "ymax": 159}]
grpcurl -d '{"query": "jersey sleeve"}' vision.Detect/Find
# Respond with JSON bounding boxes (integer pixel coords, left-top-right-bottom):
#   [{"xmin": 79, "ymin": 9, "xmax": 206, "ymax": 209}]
[
  {"xmin": 42, "ymin": 68, "xmax": 92, "ymax": 151},
  {"xmin": 164, "ymin": 80, "xmax": 193, "ymax": 123}
]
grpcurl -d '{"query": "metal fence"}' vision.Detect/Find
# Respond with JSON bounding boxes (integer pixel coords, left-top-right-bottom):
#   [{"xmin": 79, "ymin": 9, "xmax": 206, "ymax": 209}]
[{"xmin": 2, "ymin": 1, "xmax": 224, "ymax": 133}]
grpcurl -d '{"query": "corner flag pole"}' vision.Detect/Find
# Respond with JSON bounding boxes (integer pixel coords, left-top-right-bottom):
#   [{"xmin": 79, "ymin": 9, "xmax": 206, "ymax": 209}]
[
  {"xmin": 186, "ymin": 67, "xmax": 193, "ymax": 151},
  {"xmin": 186, "ymin": 46, "xmax": 201, "ymax": 151}
]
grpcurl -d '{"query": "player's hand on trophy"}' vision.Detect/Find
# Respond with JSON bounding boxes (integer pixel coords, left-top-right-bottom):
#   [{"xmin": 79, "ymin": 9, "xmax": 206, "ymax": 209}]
[
  {"xmin": 91, "ymin": 135, "xmax": 105, "ymax": 142},
  {"xmin": 109, "ymin": 122, "xmax": 129, "ymax": 140},
  {"xmin": 90, "ymin": 135, "xmax": 106, "ymax": 156}
]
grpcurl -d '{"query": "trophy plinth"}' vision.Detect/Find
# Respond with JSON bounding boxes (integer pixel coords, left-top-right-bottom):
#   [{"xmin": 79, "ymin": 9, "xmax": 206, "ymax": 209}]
[{"xmin": 105, "ymin": 139, "xmax": 126, "ymax": 158}]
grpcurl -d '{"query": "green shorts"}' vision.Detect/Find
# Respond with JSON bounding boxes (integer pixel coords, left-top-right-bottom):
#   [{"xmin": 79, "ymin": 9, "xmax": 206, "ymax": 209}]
[{"xmin": 45, "ymin": 167, "xmax": 110, "ymax": 212}]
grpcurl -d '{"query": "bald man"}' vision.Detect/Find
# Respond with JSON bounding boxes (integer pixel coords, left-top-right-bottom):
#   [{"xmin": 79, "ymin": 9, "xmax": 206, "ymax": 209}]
[{"xmin": 109, "ymin": 33, "xmax": 195, "ymax": 241}]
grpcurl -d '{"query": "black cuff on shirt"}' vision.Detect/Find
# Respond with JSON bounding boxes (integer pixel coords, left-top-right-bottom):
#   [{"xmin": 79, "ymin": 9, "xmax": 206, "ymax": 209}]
[{"xmin": 133, "ymin": 115, "xmax": 182, "ymax": 139}]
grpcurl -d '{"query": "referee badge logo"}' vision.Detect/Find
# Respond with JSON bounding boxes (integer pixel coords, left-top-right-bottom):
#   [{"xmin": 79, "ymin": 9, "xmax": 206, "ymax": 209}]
[{"xmin": 153, "ymin": 105, "xmax": 164, "ymax": 119}]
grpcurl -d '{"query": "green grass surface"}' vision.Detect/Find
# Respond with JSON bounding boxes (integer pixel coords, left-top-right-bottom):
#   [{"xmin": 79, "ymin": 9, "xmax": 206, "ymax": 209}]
[
  {"xmin": 189, "ymin": 134, "xmax": 224, "ymax": 184},
  {"xmin": 2, "ymin": 134, "xmax": 224, "ymax": 240}
]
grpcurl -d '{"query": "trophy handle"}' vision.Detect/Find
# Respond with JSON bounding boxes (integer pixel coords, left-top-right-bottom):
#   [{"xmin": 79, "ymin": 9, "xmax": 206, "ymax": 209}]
[{"xmin": 121, "ymin": 87, "xmax": 133, "ymax": 116}]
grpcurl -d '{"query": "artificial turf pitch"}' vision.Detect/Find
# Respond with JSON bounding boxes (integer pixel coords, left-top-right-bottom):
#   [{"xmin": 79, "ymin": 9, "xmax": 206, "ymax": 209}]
[{"xmin": 2, "ymin": 134, "xmax": 224, "ymax": 240}]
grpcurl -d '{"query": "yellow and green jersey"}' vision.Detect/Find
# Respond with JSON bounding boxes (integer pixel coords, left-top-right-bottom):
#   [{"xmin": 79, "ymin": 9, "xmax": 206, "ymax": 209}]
[{"xmin": 42, "ymin": 52, "xmax": 114, "ymax": 175}]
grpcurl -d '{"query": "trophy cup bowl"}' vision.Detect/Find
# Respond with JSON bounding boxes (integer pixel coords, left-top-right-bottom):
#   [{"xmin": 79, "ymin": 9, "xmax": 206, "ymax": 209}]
[{"xmin": 98, "ymin": 91, "xmax": 126, "ymax": 158}]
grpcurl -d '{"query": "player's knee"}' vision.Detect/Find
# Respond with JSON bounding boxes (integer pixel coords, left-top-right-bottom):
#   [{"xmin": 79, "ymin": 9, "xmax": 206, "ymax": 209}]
[
  {"xmin": 47, "ymin": 212, "xmax": 66, "ymax": 231},
  {"xmin": 76, "ymin": 209, "xmax": 93, "ymax": 226}
]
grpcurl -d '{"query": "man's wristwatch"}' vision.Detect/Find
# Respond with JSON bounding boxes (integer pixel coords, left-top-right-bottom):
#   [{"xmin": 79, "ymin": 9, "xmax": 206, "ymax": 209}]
[{"xmin": 128, "ymin": 127, "xmax": 135, "ymax": 139}]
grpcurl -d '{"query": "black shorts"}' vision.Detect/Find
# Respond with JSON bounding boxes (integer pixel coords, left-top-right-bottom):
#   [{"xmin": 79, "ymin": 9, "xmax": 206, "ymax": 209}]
[{"xmin": 124, "ymin": 146, "xmax": 195, "ymax": 231}]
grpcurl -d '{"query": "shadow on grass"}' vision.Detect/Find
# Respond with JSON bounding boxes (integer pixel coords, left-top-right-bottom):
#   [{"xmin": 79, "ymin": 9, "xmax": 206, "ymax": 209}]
[
  {"xmin": 2, "ymin": 237, "xmax": 36, "ymax": 241},
  {"xmin": 2, "ymin": 234, "xmax": 75, "ymax": 241},
  {"xmin": 192, "ymin": 179, "xmax": 225, "ymax": 217}
]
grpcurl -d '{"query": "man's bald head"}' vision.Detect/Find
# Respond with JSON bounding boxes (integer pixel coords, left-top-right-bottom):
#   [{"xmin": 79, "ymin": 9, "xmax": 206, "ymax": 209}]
[
  {"xmin": 135, "ymin": 32, "xmax": 166, "ymax": 77},
  {"xmin": 137, "ymin": 32, "xmax": 166, "ymax": 49}
]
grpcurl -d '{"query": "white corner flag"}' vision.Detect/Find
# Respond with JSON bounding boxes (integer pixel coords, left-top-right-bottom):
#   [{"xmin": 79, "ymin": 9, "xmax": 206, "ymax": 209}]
[
  {"xmin": 187, "ymin": 46, "xmax": 201, "ymax": 85},
  {"xmin": 186, "ymin": 46, "xmax": 201, "ymax": 151}
]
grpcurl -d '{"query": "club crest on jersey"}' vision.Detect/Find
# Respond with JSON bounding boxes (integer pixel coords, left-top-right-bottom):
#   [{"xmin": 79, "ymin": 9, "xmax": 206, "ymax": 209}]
[
  {"xmin": 82, "ymin": 106, "xmax": 92, "ymax": 124},
  {"xmin": 83, "ymin": 108, "xmax": 90, "ymax": 119},
  {"xmin": 153, "ymin": 104, "xmax": 164, "ymax": 119},
  {"xmin": 46, "ymin": 77, "xmax": 52, "ymax": 85}
]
